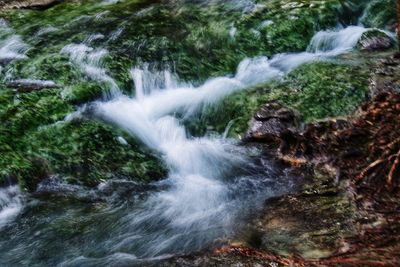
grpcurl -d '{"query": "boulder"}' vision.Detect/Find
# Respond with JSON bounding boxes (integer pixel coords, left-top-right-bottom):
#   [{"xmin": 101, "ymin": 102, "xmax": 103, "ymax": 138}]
[
  {"xmin": 244, "ymin": 102, "xmax": 299, "ymax": 143},
  {"xmin": 357, "ymin": 30, "xmax": 395, "ymax": 51}
]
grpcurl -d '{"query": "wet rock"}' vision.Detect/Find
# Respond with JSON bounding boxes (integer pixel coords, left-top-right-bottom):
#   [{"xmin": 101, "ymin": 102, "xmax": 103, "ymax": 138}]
[
  {"xmin": 0, "ymin": 57, "xmax": 16, "ymax": 66},
  {"xmin": 244, "ymin": 102, "xmax": 299, "ymax": 143},
  {"xmin": 357, "ymin": 30, "xmax": 395, "ymax": 51},
  {"xmin": 250, "ymin": 191, "xmax": 355, "ymax": 259},
  {"xmin": 369, "ymin": 54, "xmax": 400, "ymax": 96},
  {"xmin": 7, "ymin": 79, "xmax": 59, "ymax": 93},
  {"xmin": 19, "ymin": 157, "xmax": 50, "ymax": 192},
  {"xmin": 34, "ymin": 176, "xmax": 102, "ymax": 202},
  {"xmin": 0, "ymin": 0, "xmax": 62, "ymax": 10},
  {"xmin": 33, "ymin": 177, "xmax": 157, "ymax": 202}
]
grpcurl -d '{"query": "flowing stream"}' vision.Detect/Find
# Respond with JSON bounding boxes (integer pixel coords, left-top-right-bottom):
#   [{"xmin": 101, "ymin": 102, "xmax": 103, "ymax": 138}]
[
  {"xmin": 0, "ymin": 2, "xmax": 392, "ymax": 265},
  {"xmin": 64, "ymin": 25, "xmax": 368, "ymax": 266}
]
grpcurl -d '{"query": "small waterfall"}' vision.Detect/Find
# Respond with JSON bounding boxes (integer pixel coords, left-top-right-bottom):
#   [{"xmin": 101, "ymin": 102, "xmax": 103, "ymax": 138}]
[
  {"xmin": 130, "ymin": 65, "xmax": 181, "ymax": 100},
  {"xmin": 93, "ymin": 60, "xmax": 274, "ymax": 256},
  {"xmin": 267, "ymin": 26, "xmax": 375, "ymax": 72},
  {"xmin": 307, "ymin": 25, "xmax": 368, "ymax": 54},
  {"xmin": 0, "ymin": 186, "xmax": 23, "ymax": 229}
]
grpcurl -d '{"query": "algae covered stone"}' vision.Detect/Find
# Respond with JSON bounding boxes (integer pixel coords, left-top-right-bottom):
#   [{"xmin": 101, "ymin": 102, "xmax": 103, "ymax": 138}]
[
  {"xmin": 187, "ymin": 61, "xmax": 369, "ymax": 138},
  {"xmin": 357, "ymin": 29, "xmax": 395, "ymax": 51}
]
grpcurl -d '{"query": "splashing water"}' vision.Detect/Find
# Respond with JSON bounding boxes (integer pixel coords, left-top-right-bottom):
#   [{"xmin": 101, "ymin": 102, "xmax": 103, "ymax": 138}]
[
  {"xmin": 130, "ymin": 64, "xmax": 182, "ymax": 100},
  {"xmin": 0, "ymin": 36, "xmax": 29, "ymax": 63},
  {"xmin": 0, "ymin": 186, "xmax": 23, "ymax": 229},
  {"xmin": 61, "ymin": 43, "xmax": 120, "ymax": 98},
  {"xmin": 0, "ymin": 20, "xmax": 28, "ymax": 64},
  {"xmin": 80, "ymin": 25, "xmax": 375, "ymax": 260}
]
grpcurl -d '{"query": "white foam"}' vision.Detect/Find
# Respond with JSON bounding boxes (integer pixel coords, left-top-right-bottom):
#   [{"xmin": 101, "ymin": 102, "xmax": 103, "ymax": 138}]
[{"xmin": 0, "ymin": 186, "xmax": 23, "ymax": 229}]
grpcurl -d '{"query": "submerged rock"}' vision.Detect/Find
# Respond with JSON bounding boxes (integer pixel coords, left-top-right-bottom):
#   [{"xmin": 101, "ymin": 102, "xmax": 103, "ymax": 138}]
[
  {"xmin": 7, "ymin": 79, "xmax": 59, "ymax": 93},
  {"xmin": 357, "ymin": 30, "xmax": 395, "ymax": 51},
  {"xmin": 251, "ymin": 191, "xmax": 355, "ymax": 259},
  {"xmin": 0, "ymin": 57, "xmax": 16, "ymax": 66},
  {"xmin": 244, "ymin": 102, "xmax": 299, "ymax": 143}
]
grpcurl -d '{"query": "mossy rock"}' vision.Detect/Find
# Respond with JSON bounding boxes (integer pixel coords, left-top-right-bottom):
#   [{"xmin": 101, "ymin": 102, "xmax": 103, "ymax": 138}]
[
  {"xmin": 360, "ymin": 0, "xmax": 396, "ymax": 31},
  {"xmin": 23, "ymin": 120, "xmax": 167, "ymax": 188},
  {"xmin": 0, "ymin": 88, "xmax": 72, "ymax": 138},
  {"xmin": 357, "ymin": 29, "xmax": 395, "ymax": 51},
  {"xmin": 187, "ymin": 60, "xmax": 369, "ymax": 138},
  {"xmin": 0, "ymin": 86, "xmax": 167, "ymax": 190},
  {"xmin": 63, "ymin": 82, "xmax": 104, "ymax": 105},
  {"xmin": 282, "ymin": 61, "xmax": 369, "ymax": 121},
  {"xmin": 7, "ymin": 54, "xmax": 81, "ymax": 85}
]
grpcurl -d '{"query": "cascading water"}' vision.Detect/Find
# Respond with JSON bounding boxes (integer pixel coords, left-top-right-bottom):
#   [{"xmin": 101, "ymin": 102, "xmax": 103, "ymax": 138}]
[
  {"xmin": 82, "ymin": 65, "xmax": 268, "ymax": 261},
  {"xmin": 61, "ymin": 25, "xmax": 377, "ymax": 264},
  {"xmin": 306, "ymin": 25, "xmax": 368, "ymax": 53},
  {"xmin": 0, "ymin": 4, "xmax": 393, "ymax": 264}
]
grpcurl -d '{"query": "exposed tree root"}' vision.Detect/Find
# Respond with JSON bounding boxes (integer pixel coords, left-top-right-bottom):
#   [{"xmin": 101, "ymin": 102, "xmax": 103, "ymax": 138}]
[
  {"xmin": 355, "ymin": 158, "xmax": 387, "ymax": 184},
  {"xmin": 387, "ymin": 149, "xmax": 400, "ymax": 186}
]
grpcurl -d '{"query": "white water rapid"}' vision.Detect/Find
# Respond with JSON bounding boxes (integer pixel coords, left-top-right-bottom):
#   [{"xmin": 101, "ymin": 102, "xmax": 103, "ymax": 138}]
[{"xmin": 58, "ymin": 25, "xmax": 375, "ymax": 262}]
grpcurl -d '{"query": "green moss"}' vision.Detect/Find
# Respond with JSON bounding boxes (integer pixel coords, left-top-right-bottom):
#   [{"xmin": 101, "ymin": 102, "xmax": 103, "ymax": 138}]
[
  {"xmin": 63, "ymin": 82, "xmax": 104, "ymax": 105},
  {"xmin": 1, "ymin": 0, "xmax": 345, "ymax": 84},
  {"xmin": 360, "ymin": 0, "xmax": 396, "ymax": 31},
  {"xmin": 0, "ymin": 87, "xmax": 166, "ymax": 190},
  {"xmin": 0, "ymin": 88, "xmax": 72, "ymax": 139},
  {"xmin": 187, "ymin": 61, "xmax": 369, "ymax": 137},
  {"xmin": 282, "ymin": 61, "xmax": 369, "ymax": 120},
  {"xmin": 8, "ymin": 54, "xmax": 81, "ymax": 85},
  {"xmin": 23, "ymin": 120, "xmax": 167, "ymax": 187}
]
